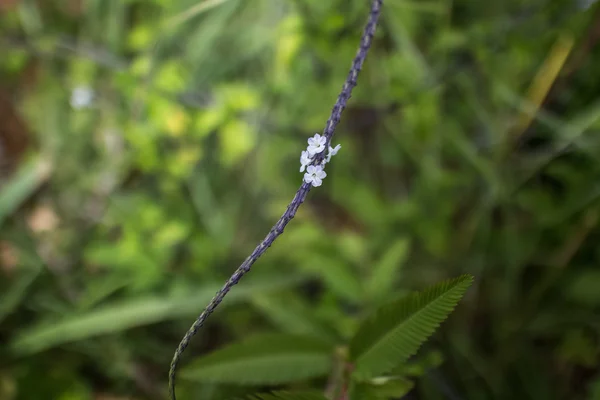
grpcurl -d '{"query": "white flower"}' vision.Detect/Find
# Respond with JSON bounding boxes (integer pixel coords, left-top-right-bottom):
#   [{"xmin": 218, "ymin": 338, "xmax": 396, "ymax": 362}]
[
  {"xmin": 303, "ymin": 164, "xmax": 327, "ymax": 187},
  {"xmin": 300, "ymin": 150, "xmax": 313, "ymax": 172},
  {"xmin": 70, "ymin": 86, "xmax": 94, "ymax": 109},
  {"xmin": 325, "ymin": 144, "xmax": 341, "ymax": 163},
  {"xmin": 307, "ymin": 133, "xmax": 326, "ymax": 155}
]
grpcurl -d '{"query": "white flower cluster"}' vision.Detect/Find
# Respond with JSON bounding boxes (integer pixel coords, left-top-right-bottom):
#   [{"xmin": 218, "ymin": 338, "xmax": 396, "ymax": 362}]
[{"xmin": 300, "ymin": 133, "xmax": 341, "ymax": 187}]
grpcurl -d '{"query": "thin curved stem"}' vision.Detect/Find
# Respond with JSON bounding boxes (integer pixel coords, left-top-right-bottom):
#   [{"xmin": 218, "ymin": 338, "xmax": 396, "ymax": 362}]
[{"xmin": 168, "ymin": 1, "xmax": 383, "ymax": 399}]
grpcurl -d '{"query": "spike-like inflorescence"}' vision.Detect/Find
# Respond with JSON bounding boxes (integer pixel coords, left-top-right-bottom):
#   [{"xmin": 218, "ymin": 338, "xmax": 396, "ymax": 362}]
[{"xmin": 168, "ymin": 1, "xmax": 384, "ymax": 399}]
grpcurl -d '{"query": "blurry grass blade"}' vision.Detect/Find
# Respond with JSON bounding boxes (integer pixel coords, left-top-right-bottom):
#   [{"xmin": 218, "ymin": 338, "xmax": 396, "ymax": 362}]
[
  {"xmin": 512, "ymin": 34, "xmax": 574, "ymax": 138},
  {"xmin": 447, "ymin": 331, "xmax": 496, "ymax": 391},
  {"xmin": 187, "ymin": 173, "xmax": 234, "ymax": 246},
  {"xmin": 181, "ymin": 333, "xmax": 333, "ymax": 385},
  {"xmin": 106, "ymin": 0, "xmax": 127, "ymax": 51},
  {"xmin": 514, "ymin": 99, "xmax": 600, "ymax": 187},
  {"xmin": 0, "ymin": 157, "xmax": 52, "ymax": 227},
  {"xmin": 383, "ymin": 5, "xmax": 432, "ymax": 83},
  {"xmin": 389, "ymin": 0, "xmax": 446, "ymax": 14},
  {"xmin": 0, "ymin": 267, "xmax": 40, "ymax": 324},
  {"xmin": 165, "ymin": 0, "xmax": 236, "ymax": 29},
  {"xmin": 445, "ymin": 129, "xmax": 499, "ymax": 194},
  {"xmin": 565, "ymin": 99, "xmax": 600, "ymax": 143},
  {"xmin": 497, "ymin": 83, "xmax": 566, "ymax": 135},
  {"xmin": 10, "ymin": 273, "xmax": 307, "ymax": 354},
  {"xmin": 301, "ymin": 255, "xmax": 362, "ymax": 302},
  {"xmin": 17, "ymin": 0, "xmax": 43, "ymax": 35},
  {"xmin": 365, "ymin": 238, "xmax": 411, "ymax": 301},
  {"xmin": 77, "ymin": 274, "xmax": 134, "ymax": 310},
  {"xmin": 12, "ymin": 297, "xmax": 187, "ymax": 355},
  {"xmin": 250, "ymin": 294, "xmax": 338, "ymax": 343},
  {"xmin": 564, "ymin": 269, "xmax": 600, "ymax": 306},
  {"xmin": 350, "ymin": 275, "xmax": 473, "ymax": 379},
  {"xmin": 455, "ymin": 73, "xmax": 503, "ymax": 150},
  {"xmin": 0, "ymin": 230, "xmax": 44, "ymax": 324}
]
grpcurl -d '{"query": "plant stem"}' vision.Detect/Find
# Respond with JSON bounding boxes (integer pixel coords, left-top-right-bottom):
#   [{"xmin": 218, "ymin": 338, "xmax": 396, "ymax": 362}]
[{"xmin": 168, "ymin": 1, "xmax": 384, "ymax": 399}]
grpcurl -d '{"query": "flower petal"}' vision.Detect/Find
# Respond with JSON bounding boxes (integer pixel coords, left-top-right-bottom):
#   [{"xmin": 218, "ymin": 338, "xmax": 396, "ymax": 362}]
[
  {"xmin": 300, "ymin": 150, "xmax": 312, "ymax": 166},
  {"xmin": 329, "ymin": 144, "xmax": 341, "ymax": 156}
]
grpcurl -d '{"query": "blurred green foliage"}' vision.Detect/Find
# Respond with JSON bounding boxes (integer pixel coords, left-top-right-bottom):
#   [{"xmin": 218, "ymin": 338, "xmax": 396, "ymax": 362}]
[{"xmin": 1, "ymin": 0, "xmax": 600, "ymax": 399}]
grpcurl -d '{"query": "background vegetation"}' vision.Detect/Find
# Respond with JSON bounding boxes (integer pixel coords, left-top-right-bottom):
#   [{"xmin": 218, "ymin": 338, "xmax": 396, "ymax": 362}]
[{"xmin": 1, "ymin": 0, "xmax": 599, "ymax": 399}]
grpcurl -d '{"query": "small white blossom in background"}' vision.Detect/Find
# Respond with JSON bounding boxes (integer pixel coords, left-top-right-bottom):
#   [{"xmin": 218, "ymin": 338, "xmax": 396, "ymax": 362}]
[
  {"xmin": 303, "ymin": 165, "xmax": 327, "ymax": 187},
  {"xmin": 70, "ymin": 86, "xmax": 94, "ymax": 109},
  {"xmin": 300, "ymin": 150, "xmax": 312, "ymax": 172},
  {"xmin": 306, "ymin": 133, "xmax": 326, "ymax": 155},
  {"xmin": 300, "ymin": 133, "xmax": 341, "ymax": 186}
]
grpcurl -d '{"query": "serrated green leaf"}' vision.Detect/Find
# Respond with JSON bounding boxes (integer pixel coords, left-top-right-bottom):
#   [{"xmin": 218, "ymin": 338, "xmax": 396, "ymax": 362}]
[
  {"xmin": 349, "ymin": 275, "xmax": 473, "ymax": 379},
  {"xmin": 181, "ymin": 333, "xmax": 333, "ymax": 385},
  {"xmin": 240, "ymin": 391, "xmax": 328, "ymax": 400}
]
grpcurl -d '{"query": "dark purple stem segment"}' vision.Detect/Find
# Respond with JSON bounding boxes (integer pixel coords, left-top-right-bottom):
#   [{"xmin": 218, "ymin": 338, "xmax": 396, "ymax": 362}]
[{"xmin": 168, "ymin": 1, "xmax": 383, "ymax": 399}]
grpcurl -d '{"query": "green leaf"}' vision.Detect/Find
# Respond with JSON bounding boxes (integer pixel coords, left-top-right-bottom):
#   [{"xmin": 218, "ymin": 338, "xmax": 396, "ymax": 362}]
[
  {"xmin": 10, "ymin": 273, "xmax": 307, "ymax": 354},
  {"xmin": 587, "ymin": 374, "xmax": 600, "ymax": 400},
  {"xmin": 564, "ymin": 269, "xmax": 600, "ymax": 306},
  {"xmin": 250, "ymin": 294, "xmax": 339, "ymax": 343},
  {"xmin": 0, "ymin": 266, "xmax": 40, "ymax": 324},
  {"xmin": 349, "ymin": 275, "xmax": 473, "ymax": 379},
  {"xmin": 0, "ymin": 157, "xmax": 51, "ymax": 227},
  {"xmin": 164, "ymin": 0, "xmax": 237, "ymax": 29},
  {"xmin": 219, "ymin": 119, "xmax": 257, "ymax": 166},
  {"xmin": 300, "ymin": 254, "xmax": 362, "ymax": 302},
  {"xmin": 239, "ymin": 391, "xmax": 328, "ymax": 400},
  {"xmin": 365, "ymin": 238, "xmax": 411, "ymax": 301},
  {"xmin": 181, "ymin": 333, "xmax": 333, "ymax": 385},
  {"xmin": 391, "ymin": 349, "xmax": 444, "ymax": 377}
]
